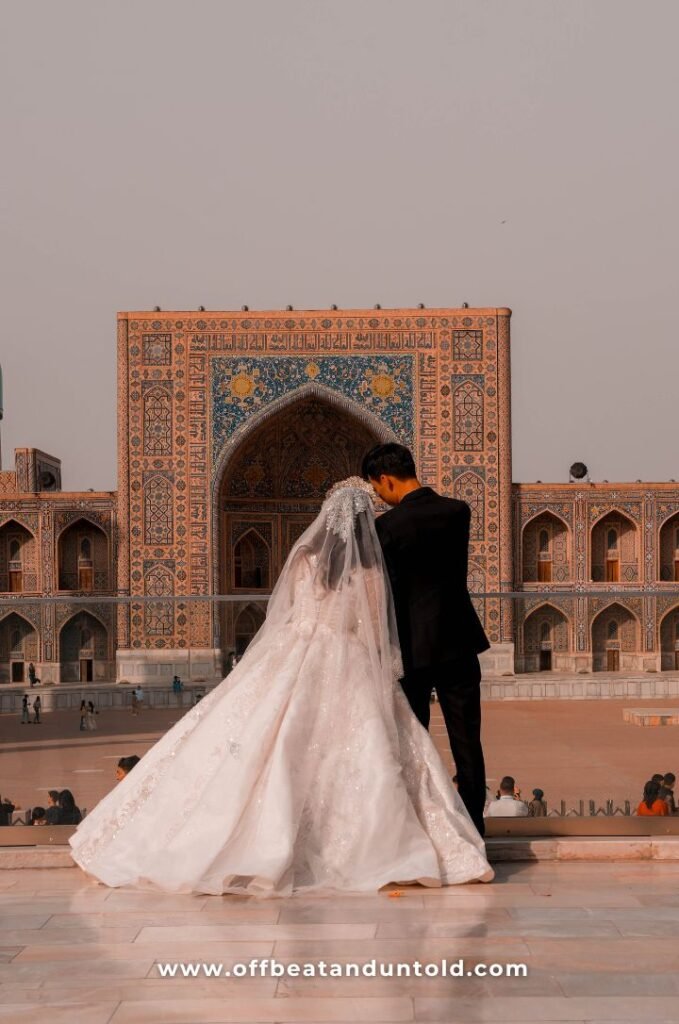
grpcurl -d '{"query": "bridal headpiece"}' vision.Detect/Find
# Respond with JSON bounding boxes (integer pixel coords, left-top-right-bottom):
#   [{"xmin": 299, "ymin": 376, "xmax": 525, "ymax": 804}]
[{"xmin": 323, "ymin": 476, "xmax": 377, "ymax": 541}]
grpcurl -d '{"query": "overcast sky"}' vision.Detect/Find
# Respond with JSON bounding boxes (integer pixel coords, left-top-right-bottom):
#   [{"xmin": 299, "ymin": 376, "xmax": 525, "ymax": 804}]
[{"xmin": 1, "ymin": 0, "xmax": 677, "ymax": 491}]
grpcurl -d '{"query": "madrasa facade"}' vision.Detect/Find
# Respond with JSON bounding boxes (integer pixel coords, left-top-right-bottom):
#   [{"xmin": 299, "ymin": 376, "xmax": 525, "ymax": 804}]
[{"xmin": 2, "ymin": 306, "xmax": 679, "ymax": 690}]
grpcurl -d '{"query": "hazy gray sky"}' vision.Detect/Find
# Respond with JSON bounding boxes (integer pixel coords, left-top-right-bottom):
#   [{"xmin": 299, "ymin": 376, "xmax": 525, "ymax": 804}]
[{"xmin": 1, "ymin": 0, "xmax": 677, "ymax": 491}]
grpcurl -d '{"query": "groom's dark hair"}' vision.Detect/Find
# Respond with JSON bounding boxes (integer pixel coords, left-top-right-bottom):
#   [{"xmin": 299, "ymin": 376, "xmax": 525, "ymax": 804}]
[{"xmin": 361, "ymin": 443, "xmax": 417, "ymax": 481}]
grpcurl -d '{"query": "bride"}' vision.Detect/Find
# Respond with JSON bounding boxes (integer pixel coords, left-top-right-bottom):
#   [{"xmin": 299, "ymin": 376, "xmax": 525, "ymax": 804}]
[{"xmin": 69, "ymin": 477, "xmax": 494, "ymax": 896}]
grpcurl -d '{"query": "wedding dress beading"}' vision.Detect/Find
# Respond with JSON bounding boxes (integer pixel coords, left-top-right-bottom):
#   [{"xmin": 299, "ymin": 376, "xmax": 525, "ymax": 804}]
[{"xmin": 68, "ymin": 478, "xmax": 494, "ymax": 896}]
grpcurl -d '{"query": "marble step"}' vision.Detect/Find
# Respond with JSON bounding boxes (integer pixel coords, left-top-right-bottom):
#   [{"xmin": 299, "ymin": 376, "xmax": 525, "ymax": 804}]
[{"xmin": 2, "ymin": 836, "xmax": 679, "ymax": 870}]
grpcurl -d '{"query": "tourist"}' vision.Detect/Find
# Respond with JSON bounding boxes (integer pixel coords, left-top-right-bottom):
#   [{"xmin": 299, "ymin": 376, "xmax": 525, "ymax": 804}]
[
  {"xmin": 636, "ymin": 780, "xmax": 669, "ymax": 816},
  {"xmin": 528, "ymin": 788, "xmax": 548, "ymax": 816},
  {"xmin": 659, "ymin": 772, "xmax": 676, "ymax": 815},
  {"xmin": 31, "ymin": 807, "xmax": 47, "ymax": 826},
  {"xmin": 28, "ymin": 661, "xmax": 39, "ymax": 687},
  {"xmin": 172, "ymin": 675, "xmax": 184, "ymax": 704},
  {"xmin": 485, "ymin": 776, "xmax": 529, "ymax": 817},
  {"xmin": 45, "ymin": 790, "xmax": 62, "ymax": 824},
  {"xmin": 131, "ymin": 690, "xmax": 140, "ymax": 716},
  {"xmin": 0, "ymin": 795, "xmax": 16, "ymax": 826},
  {"xmin": 33, "ymin": 695, "xmax": 42, "ymax": 724},
  {"xmin": 651, "ymin": 773, "xmax": 664, "ymax": 786},
  {"xmin": 79, "ymin": 700, "xmax": 87, "ymax": 731},
  {"xmin": 20, "ymin": 695, "xmax": 31, "ymax": 724},
  {"xmin": 134, "ymin": 686, "xmax": 145, "ymax": 710},
  {"xmin": 115, "ymin": 756, "xmax": 141, "ymax": 782},
  {"xmin": 57, "ymin": 790, "xmax": 82, "ymax": 825},
  {"xmin": 86, "ymin": 701, "xmax": 98, "ymax": 730}
]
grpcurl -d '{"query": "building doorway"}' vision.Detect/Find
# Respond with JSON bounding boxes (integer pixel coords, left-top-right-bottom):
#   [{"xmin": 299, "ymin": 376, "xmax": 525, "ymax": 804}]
[
  {"xmin": 79, "ymin": 658, "xmax": 94, "ymax": 682},
  {"xmin": 57, "ymin": 520, "xmax": 109, "ymax": 592},
  {"xmin": 592, "ymin": 603, "xmax": 638, "ymax": 672},
  {"xmin": 659, "ymin": 608, "xmax": 679, "ymax": 670},
  {"xmin": 59, "ymin": 612, "xmax": 109, "ymax": 683},
  {"xmin": 0, "ymin": 613, "xmax": 38, "ymax": 685},
  {"xmin": 522, "ymin": 605, "xmax": 569, "ymax": 673},
  {"xmin": 0, "ymin": 522, "xmax": 36, "ymax": 594}
]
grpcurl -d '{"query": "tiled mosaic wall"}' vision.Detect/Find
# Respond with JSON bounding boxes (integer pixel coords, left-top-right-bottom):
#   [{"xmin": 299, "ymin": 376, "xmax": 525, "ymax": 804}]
[{"xmin": 118, "ymin": 308, "xmax": 513, "ymax": 652}]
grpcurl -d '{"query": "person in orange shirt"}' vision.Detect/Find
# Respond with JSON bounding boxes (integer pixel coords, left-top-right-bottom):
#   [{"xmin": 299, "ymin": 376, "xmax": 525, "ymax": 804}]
[{"xmin": 637, "ymin": 780, "xmax": 669, "ymax": 816}]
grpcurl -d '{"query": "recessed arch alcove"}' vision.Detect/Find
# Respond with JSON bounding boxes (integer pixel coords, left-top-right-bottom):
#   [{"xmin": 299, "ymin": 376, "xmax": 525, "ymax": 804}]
[{"xmin": 212, "ymin": 384, "xmax": 396, "ymax": 666}]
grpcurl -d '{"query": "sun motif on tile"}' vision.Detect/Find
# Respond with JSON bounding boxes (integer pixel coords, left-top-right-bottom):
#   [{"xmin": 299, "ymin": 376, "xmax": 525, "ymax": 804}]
[
  {"xmin": 305, "ymin": 362, "xmax": 321, "ymax": 379},
  {"xmin": 370, "ymin": 373, "xmax": 396, "ymax": 399},
  {"xmin": 230, "ymin": 373, "xmax": 256, "ymax": 399},
  {"xmin": 359, "ymin": 363, "xmax": 406, "ymax": 407},
  {"xmin": 217, "ymin": 364, "xmax": 265, "ymax": 407}
]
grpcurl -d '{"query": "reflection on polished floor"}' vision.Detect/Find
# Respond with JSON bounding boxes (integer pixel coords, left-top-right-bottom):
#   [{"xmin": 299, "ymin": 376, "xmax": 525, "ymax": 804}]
[{"xmin": 2, "ymin": 860, "xmax": 679, "ymax": 1021}]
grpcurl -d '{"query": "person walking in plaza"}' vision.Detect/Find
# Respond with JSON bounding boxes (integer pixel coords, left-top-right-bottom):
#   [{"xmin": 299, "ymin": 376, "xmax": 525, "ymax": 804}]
[
  {"xmin": 79, "ymin": 700, "xmax": 87, "ymax": 731},
  {"xmin": 363, "ymin": 443, "xmax": 491, "ymax": 837},
  {"xmin": 28, "ymin": 661, "xmax": 39, "ymax": 687},
  {"xmin": 20, "ymin": 695, "xmax": 31, "ymax": 724},
  {"xmin": 33, "ymin": 695, "xmax": 41, "ymax": 724},
  {"xmin": 85, "ymin": 700, "xmax": 98, "ymax": 730}
]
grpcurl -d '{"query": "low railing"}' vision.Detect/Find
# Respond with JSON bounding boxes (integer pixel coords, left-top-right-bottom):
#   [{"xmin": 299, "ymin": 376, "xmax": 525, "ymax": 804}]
[{"xmin": 2, "ymin": 816, "xmax": 679, "ymax": 849}]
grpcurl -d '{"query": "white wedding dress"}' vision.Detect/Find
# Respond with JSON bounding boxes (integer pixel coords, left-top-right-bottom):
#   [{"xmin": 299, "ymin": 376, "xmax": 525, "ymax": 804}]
[{"xmin": 69, "ymin": 480, "xmax": 494, "ymax": 896}]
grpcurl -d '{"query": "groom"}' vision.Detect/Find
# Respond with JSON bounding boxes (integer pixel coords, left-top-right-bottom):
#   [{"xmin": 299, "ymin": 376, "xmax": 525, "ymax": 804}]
[{"xmin": 362, "ymin": 443, "xmax": 490, "ymax": 837}]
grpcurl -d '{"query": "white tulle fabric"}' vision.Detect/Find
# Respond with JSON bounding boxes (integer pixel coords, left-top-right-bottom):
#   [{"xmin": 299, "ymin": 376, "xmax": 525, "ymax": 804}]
[{"xmin": 69, "ymin": 481, "xmax": 494, "ymax": 896}]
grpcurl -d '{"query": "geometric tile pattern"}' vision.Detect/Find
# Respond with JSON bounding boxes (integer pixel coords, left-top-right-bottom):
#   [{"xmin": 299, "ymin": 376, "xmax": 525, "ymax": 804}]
[{"xmin": 211, "ymin": 355, "xmax": 415, "ymax": 474}]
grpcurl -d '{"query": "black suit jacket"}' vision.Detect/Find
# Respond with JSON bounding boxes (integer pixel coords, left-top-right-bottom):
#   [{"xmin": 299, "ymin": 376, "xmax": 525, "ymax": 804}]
[{"xmin": 375, "ymin": 487, "xmax": 490, "ymax": 678}]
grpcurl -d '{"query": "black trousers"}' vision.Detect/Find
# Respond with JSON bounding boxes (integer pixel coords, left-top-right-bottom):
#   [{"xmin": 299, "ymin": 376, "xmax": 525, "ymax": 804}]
[{"xmin": 400, "ymin": 652, "xmax": 487, "ymax": 837}]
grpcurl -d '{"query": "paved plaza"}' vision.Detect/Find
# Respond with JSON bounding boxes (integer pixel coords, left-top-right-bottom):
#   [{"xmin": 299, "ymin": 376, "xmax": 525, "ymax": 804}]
[
  {"xmin": 1, "ymin": 697, "xmax": 678, "ymax": 815},
  {"xmin": 2, "ymin": 860, "xmax": 679, "ymax": 1021}
]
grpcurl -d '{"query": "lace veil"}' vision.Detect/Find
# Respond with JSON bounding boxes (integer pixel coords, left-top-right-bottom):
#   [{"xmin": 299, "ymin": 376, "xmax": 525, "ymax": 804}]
[{"xmin": 244, "ymin": 476, "xmax": 403, "ymax": 746}]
